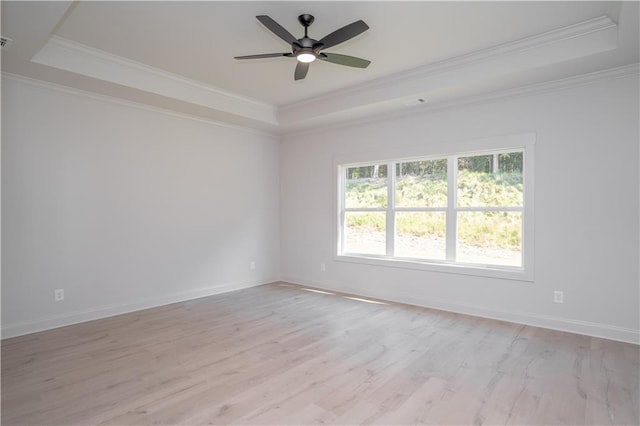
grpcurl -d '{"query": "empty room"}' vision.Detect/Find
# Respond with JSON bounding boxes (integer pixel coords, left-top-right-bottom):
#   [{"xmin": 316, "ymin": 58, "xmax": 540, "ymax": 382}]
[{"xmin": 1, "ymin": 1, "xmax": 639, "ymax": 425}]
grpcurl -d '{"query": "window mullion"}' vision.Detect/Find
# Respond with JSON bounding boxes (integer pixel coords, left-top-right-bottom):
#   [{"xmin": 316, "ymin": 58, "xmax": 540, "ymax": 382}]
[
  {"xmin": 339, "ymin": 166, "xmax": 346, "ymax": 254},
  {"xmin": 446, "ymin": 156, "xmax": 457, "ymax": 261},
  {"xmin": 386, "ymin": 161, "xmax": 395, "ymax": 256}
]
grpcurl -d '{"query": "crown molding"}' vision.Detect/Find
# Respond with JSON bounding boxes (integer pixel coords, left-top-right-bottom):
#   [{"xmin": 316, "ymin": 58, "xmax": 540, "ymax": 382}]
[
  {"xmin": 394, "ymin": 62, "xmax": 640, "ymax": 121},
  {"xmin": 279, "ymin": 15, "xmax": 619, "ymax": 127},
  {"xmin": 367, "ymin": 15, "xmax": 617, "ymax": 88},
  {"xmin": 469, "ymin": 62, "xmax": 640, "ymax": 101},
  {"xmin": 1, "ymin": 72, "xmax": 280, "ymax": 139},
  {"xmin": 8, "ymin": 60, "xmax": 636, "ymax": 141},
  {"xmin": 285, "ymin": 63, "xmax": 640, "ymax": 138},
  {"xmin": 31, "ymin": 36, "xmax": 278, "ymax": 126}
]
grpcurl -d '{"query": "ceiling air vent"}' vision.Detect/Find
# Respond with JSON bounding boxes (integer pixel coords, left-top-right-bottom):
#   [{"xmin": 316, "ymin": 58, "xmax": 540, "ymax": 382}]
[{"xmin": 1, "ymin": 37, "xmax": 13, "ymax": 49}]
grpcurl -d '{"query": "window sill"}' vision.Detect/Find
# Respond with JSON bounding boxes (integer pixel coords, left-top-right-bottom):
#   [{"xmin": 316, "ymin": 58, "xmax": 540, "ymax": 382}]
[{"xmin": 335, "ymin": 254, "xmax": 534, "ymax": 282}]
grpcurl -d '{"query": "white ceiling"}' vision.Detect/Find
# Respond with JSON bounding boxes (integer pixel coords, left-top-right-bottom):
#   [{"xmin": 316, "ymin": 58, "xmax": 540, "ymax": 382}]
[{"xmin": 2, "ymin": 1, "xmax": 638, "ymax": 134}]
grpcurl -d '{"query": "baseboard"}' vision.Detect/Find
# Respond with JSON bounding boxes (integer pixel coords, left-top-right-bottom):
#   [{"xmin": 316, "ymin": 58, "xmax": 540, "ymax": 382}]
[
  {"xmin": 1, "ymin": 278, "xmax": 278, "ymax": 339},
  {"xmin": 281, "ymin": 275, "xmax": 640, "ymax": 345},
  {"xmin": 6, "ymin": 276, "xmax": 637, "ymax": 345}
]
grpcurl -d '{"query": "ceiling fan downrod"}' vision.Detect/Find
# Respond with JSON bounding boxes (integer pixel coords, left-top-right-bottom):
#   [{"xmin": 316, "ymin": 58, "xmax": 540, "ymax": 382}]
[{"xmin": 298, "ymin": 14, "xmax": 315, "ymax": 38}]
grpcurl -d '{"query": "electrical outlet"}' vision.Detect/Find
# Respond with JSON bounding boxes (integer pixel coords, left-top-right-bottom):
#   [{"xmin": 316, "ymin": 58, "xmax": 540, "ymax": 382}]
[
  {"xmin": 250, "ymin": 261, "xmax": 256, "ymax": 270},
  {"xmin": 320, "ymin": 263, "xmax": 326, "ymax": 272},
  {"xmin": 54, "ymin": 289, "xmax": 64, "ymax": 301},
  {"xmin": 553, "ymin": 291, "xmax": 564, "ymax": 304}
]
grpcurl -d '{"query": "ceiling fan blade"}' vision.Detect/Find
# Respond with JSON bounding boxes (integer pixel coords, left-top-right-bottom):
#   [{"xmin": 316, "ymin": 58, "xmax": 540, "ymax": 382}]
[
  {"xmin": 295, "ymin": 62, "xmax": 309, "ymax": 80},
  {"xmin": 317, "ymin": 20, "xmax": 369, "ymax": 50},
  {"xmin": 235, "ymin": 53, "xmax": 292, "ymax": 60},
  {"xmin": 319, "ymin": 53, "xmax": 371, "ymax": 68},
  {"xmin": 256, "ymin": 15, "xmax": 298, "ymax": 45}
]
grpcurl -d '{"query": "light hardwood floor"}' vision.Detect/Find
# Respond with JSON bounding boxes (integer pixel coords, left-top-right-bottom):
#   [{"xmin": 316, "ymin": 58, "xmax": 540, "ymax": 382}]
[{"xmin": 2, "ymin": 282, "xmax": 638, "ymax": 425}]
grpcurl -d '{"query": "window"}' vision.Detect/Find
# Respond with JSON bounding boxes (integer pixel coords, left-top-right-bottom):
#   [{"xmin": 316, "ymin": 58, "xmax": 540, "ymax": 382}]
[{"xmin": 338, "ymin": 144, "xmax": 532, "ymax": 279}]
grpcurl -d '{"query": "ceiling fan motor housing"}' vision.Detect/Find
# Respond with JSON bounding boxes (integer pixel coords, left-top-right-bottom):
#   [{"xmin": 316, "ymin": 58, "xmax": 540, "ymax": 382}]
[{"xmin": 293, "ymin": 36, "xmax": 321, "ymax": 55}]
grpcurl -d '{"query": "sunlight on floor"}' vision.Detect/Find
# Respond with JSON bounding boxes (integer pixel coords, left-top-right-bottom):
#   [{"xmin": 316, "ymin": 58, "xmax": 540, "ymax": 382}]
[
  {"xmin": 299, "ymin": 287, "xmax": 336, "ymax": 295},
  {"xmin": 279, "ymin": 283, "xmax": 386, "ymax": 305},
  {"xmin": 343, "ymin": 296, "xmax": 387, "ymax": 305}
]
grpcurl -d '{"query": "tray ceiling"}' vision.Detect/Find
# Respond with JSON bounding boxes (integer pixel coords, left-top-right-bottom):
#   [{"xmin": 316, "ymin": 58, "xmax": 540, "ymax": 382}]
[{"xmin": 2, "ymin": 1, "xmax": 638, "ymax": 133}]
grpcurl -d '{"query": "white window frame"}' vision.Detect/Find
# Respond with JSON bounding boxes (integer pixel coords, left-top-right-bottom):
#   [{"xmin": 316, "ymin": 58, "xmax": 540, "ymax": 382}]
[{"xmin": 335, "ymin": 133, "xmax": 534, "ymax": 282}]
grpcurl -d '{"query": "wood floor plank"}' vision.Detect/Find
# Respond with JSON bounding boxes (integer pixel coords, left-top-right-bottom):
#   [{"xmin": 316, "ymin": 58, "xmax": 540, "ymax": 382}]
[{"xmin": 2, "ymin": 282, "xmax": 638, "ymax": 425}]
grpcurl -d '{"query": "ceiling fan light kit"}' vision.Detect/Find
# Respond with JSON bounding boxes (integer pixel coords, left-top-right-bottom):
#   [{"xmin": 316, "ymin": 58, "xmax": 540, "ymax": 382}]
[
  {"xmin": 235, "ymin": 13, "xmax": 371, "ymax": 80},
  {"xmin": 296, "ymin": 50, "xmax": 316, "ymax": 63}
]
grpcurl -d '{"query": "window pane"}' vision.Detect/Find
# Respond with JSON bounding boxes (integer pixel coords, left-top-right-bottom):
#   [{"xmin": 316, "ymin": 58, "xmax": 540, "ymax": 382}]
[
  {"xmin": 344, "ymin": 212, "xmax": 386, "ymax": 255},
  {"xmin": 395, "ymin": 212, "xmax": 446, "ymax": 260},
  {"xmin": 345, "ymin": 165, "xmax": 388, "ymax": 208},
  {"xmin": 458, "ymin": 152, "xmax": 523, "ymax": 207},
  {"xmin": 457, "ymin": 211, "xmax": 522, "ymax": 267},
  {"xmin": 498, "ymin": 152, "xmax": 523, "ymax": 174},
  {"xmin": 395, "ymin": 159, "xmax": 447, "ymax": 208}
]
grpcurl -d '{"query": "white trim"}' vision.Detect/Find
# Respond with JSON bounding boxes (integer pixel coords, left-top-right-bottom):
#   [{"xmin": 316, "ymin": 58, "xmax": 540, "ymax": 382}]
[
  {"xmin": 386, "ymin": 161, "xmax": 395, "ymax": 257},
  {"xmin": 335, "ymin": 134, "xmax": 534, "ymax": 280},
  {"xmin": 1, "ymin": 72, "xmax": 279, "ymax": 138},
  {"xmin": 334, "ymin": 134, "xmax": 533, "ymax": 184},
  {"xmin": 335, "ymin": 254, "xmax": 528, "ymax": 282},
  {"xmin": 286, "ymin": 16, "xmax": 617, "ymax": 112},
  {"xmin": 1, "ymin": 278, "xmax": 278, "ymax": 340},
  {"xmin": 40, "ymin": 37, "xmax": 268, "ymax": 109},
  {"xmin": 31, "ymin": 36, "xmax": 278, "ymax": 126},
  {"xmin": 279, "ymin": 16, "xmax": 618, "ymax": 127},
  {"xmin": 7, "ymin": 60, "xmax": 637, "ymax": 139},
  {"xmin": 280, "ymin": 277, "xmax": 640, "ymax": 345},
  {"xmin": 285, "ymin": 63, "xmax": 640, "ymax": 138}
]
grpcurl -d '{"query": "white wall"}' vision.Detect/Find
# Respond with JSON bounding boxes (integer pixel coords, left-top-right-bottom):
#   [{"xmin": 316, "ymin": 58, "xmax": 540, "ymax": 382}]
[
  {"xmin": 2, "ymin": 76, "xmax": 281, "ymax": 337},
  {"xmin": 3, "ymin": 73, "xmax": 638, "ymax": 344},
  {"xmin": 281, "ymin": 75, "xmax": 640, "ymax": 344}
]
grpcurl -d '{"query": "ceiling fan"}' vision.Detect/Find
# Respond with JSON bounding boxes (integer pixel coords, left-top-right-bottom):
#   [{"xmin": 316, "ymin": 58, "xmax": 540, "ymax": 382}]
[{"xmin": 235, "ymin": 14, "xmax": 371, "ymax": 80}]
